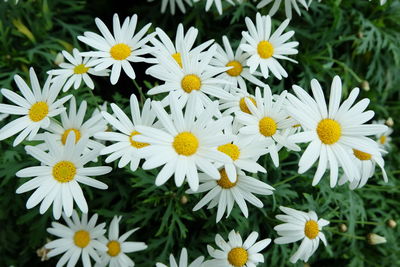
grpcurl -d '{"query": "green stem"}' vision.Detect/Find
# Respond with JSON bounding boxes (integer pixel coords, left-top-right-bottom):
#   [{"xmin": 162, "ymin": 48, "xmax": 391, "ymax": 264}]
[
  {"xmin": 327, "ymin": 229, "xmax": 366, "ymax": 240},
  {"xmin": 273, "ymin": 174, "xmax": 301, "ymax": 187},
  {"xmin": 329, "ymin": 219, "xmax": 379, "ymax": 225},
  {"xmin": 87, "ymin": 87, "xmax": 101, "ymax": 111},
  {"xmin": 132, "ymin": 79, "xmax": 146, "ymax": 105}
]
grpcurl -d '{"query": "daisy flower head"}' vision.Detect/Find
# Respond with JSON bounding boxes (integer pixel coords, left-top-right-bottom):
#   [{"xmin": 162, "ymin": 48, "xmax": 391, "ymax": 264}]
[
  {"xmin": 373, "ymin": 119, "xmax": 392, "ymax": 150},
  {"xmin": 78, "ymin": 14, "xmax": 154, "ymax": 85},
  {"xmin": 48, "ymin": 48, "xmax": 109, "ymax": 92},
  {"xmin": 274, "ymin": 206, "xmax": 329, "ymax": 264},
  {"xmin": 187, "ymin": 169, "xmax": 274, "ymax": 222},
  {"xmin": 96, "ymin": 216, "xmax": 147, "ymax": 267},
  {"xmin": 146, "ymin": 44, "xmax": 232, "ymax": 113},
  {"xmin": 148, "ymin": 0, "xmax": 192, "ymax": 14},
  {"xmin": 45, "ymin": 210, "xmax": 107, "ymax": 267},
  {"xmin": 240, "ymin": 13, "xmax": 298, "ymax": 80},
  {"xmin": 236, "ymin": 86, "xmax": 300, "ymax": 167},
  {"xmin": 286, "ymin": 76, "xmax": 388, "ymax": 187},
  {"xmin": 219, "ymin": 88, "xmax": 258, "ymax": 116},
  {"xmin": 257, "ymin": 0, "xmax": 309, "ymax": 19},
  {"xmin": 0, "ymin": 68, "xmax": 71, "ymax": 146},
  {"xmin": 16, "ymin": 132, "xmax": 112, "ymax": 219},
  {"xmin": 94, "ymin": 94, "xmax": 156, "ymax": 172},
  {"xmin": 193, "ymin": 0, "xmax": 235, "ymax": 15},
  {"xmin": 156, "ymin": 248, "xmax": 204, "ymax": 267},
  {"xmin": 212, "ymin": 35, "xmax": 266, "ymax": 92},
  {"xmin": 205, "ymin": 230, "xmax": 271, "ymax": 266},
  {"xmin": 132, "ymin": 95, "xmax": 233, "ymax": 191}
]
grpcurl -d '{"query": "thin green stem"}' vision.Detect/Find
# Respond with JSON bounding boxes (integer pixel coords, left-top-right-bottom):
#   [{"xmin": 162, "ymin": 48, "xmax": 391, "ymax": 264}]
[
  {"xmin": 329, "ymin": 219, "xmax": 379, "ymax": 226},
  {"xmin": 327, "ymin": 229, "xmax": 366, "ymax": 240},
  {"xmin": 132, "ymin": 79, "xmax": 146, "ymax": 105},
  {"xmin": 87, "ymin": 87, "xmax": 101, "ymax": 111},
  {"xmin": 273, "ymin": 174, "xmax": 301, "ymax": 187}
]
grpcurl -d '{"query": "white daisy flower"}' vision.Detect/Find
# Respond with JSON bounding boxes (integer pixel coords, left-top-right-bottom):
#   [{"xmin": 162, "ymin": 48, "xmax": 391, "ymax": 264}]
[
  {"xmin": 338, "ymin": 147, "xmax": 388, "ymax": 189},
  {"xmin": 48, "ymin": 49, "xmax": 109, "ymax": 92},
  {"xmin": 46, "ymin": 210, "xmax": 107, "ymax": 267},
  {"xmin": 240, "ymin": 13, "xmax": 299, "ymax": 80},
  {"xmin": 205, "ymin": 230, "xmax": 271, "ymax": 266},
  {"xmin": 373, "ymin": 119, "xmax": 392, "ymax": 150},
  {"xmin": 16, "ymin": 132, "xmax": 112, "ymax": 219},
  {"xmin": 94, "ymin": 94, "xmax": 156, "ymax": 172},
  {"xmin": 193, "ymin": 0, "xmax": 235, "ymax": 15},
  {"xmin": 187, "ymin": 169, "xmax": 274, "ymax": 222},
  {"xmin": 35, "ymin": 96, "xmax": 106, "ymax": 152},
  {"xmin": 96, "ymin": 216, "xmax": 147, "ymax": 267},
  {"xmin": 132, "ymin": 96, "xmax": 233, "ymax": 191},
  {"xmin": 78, "ymin": 14, "xmax": 154, "ymax": 85},
  {"xmin": 219, "ymin": 88, "xmax": 257, "ymax": 116},
  {"xmin": 212, "ymin": 36, "xmax": 266, "ymax": 91},
  {"xmin": 256, "ymin": 0, "xmax": 309, "ymax": 19},
  {"xmin": 286, "ymin": 76, "xmax": 388, "ymax": 187},
  {"xmin": 146, "ymin": 44, "xmax": 232, "ymax": 113},
  {"xmin": 156, "ymin": 248, "xmax": 204, "ymax": 267},
  {"xmin": 0, "ymin": 68, "xmax": 71, "ymax": 146},
  {"xmin": 148, "ymin": 0, "xmax": 193, "ymax": 14},
  {"xmin": 274, "ymin": 206, "xmax": 329, "ymax": 264},
  {"xmin": 236, "ymin": 86, "xmax": 300, "ymax": 167}
]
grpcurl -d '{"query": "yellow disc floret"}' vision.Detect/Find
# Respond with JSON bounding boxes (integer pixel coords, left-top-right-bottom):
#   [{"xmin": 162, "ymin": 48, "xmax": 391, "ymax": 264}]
[
  {"xmin": 110, "ymin": 43, "xmax": 131, "ymax": 60},
  {"xmin": 172, "ymin": 52, "xmax": 182, "ymax": 68},
  {"xmin": 73, "ymin": 64, "xmax": 89, "ymax": 74},
  {"xmin": 226, "ymin": 60, "xmax": 243, "ymax": 77},
  {"xmin": 379, "ymin": 135, "xmax": 386, "ymax": 145},
  {"xmin": 130, "ymin": 131, "xmax": 149, "ymax": 149},
  {"xmin": 52, "ymin": 161, "xmax": 76, "ymax": 183},
  {"xmin": 181, "ymin": 74, "xmax": 201, "ymax": 93},
  {"xmin": 353, "ymin": 149, "xmax": 372, "ymax": 161},
  {"xmin": 257, "ymin": 41, "xmax": 274, "ymax": 59},
  {"xmin": 29, "ymin": 102, "xmax": 49, "ymax": 122},
  {"xmin": 304, "ymin": 220, "xmax": 319, "ymax": 239},
  {"xmin": 61, "ymin": 128, "xmax": 81, "ymax": 145},
  {"xmin": 316, "ymin": 119, "xmax": 342, "ymax": 145},
  {"xmin": 217, "ymin": 168, "xmax": 237, "ymax": 189},
  {"xmin": 259, "ymin": 117, "xmax": 277, "ymax": 137},
  {"xmin": 74, "ymin": 230, "xmax": 90, "ymax": 248},
  {"xmin": 173, "ymin": 132, "xmax": 199, "ymax": 156},
  {"xmin": 239, "ymin": 97, "xmax": 257, "ymax": 114},
  {"xmin": 218, "ymin": 143, "xmax": 240, "ymax": 161},
  {"xmin": 107, "ymin": 240, "xmax": 121, "ymax": 257},
  {"xmin": 227, "ymin": 247, "xmax": 248, "ymax": 267}
]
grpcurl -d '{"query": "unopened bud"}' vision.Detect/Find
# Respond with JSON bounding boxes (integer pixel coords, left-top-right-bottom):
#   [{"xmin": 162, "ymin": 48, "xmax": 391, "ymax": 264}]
[
  {"xmin": 367, "ymin": 233, "xmax": 387, "ymax": 245},
  {"xmin": 36, "ymin": 238, "xmax": 51, "ymax": 261},
  {"xmin": 180, "ymin": 195, "xmax": 188, "ymax": 204},
  {"xmin": 386, "ymin": 117, "xmax": 394, "ymax": 127},
  {"xmin": 54, "ymin": 52, "xmax": 64, "ymax": 65},
  {"xmin": 361, "ymin": 80, "xmax": 370, "ymax": 91},
  {"xmin": 339, "ymin": 223, "xmax": 348, "ymax": 232},
  {"xmin": 387, "ymin": 219, "xmax": 397, "ymax": 228}
]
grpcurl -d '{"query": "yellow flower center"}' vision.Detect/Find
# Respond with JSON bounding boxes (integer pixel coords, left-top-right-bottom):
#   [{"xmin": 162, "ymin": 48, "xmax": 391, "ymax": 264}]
[
  {"xmin": 304, "ymin": 220, "xmax": 319, "ymax": 239},
  {"xmin": 239, "ymin": 97, "xmax": 256, "ymax": 114},
  {"xmin": 259, "ymin": 117, "xmax": 277, "ymax": 137},
  {"xmin": 61, "ymin": 128, "xmax": 81, "ymax": 145},
  {"xmin": 172, "ymin": 52, "xmax": 182, "ymax": 68},
  {"xmin": 29, "ymin": 101, "xmax": 49, "ymax": 122},
  {"xmin": 173, "ymin": 132, "xmax": 199, "ymax": 156},
  {"xmin": 379, "ymin": 135, "xmax": 386, "ymax": 145},
  {"xmin": 130, "ymin": 131, "xmax": 149, "ymax": 149},
  {"xmin": 316, "ymin": 119, "xmax": 342, "ymax": 145},
  {"xmin": 73, "ymin": 64, "xmax": 89, "ymax": 74},
  {"xmin": 217, "ymin": 168, "xmax": 237, "ymax": 189},
  {"xmin": 73, "ymin": 230, "xmax": 90, "ymax": 248},
  {"xmin": 110, "ymin": 43, "xmax": 131, "ymax": 60},
  {"xmin": 257, "ymin": 41, "xmax": 274, "ymax": 59},
  {"xmin": 218, "ymin": 143, "xmax": 240, "ymax": 161},
  {"xmin": 227, "ymin": 247, "xmax": 248, "ymax": 267},
  {"xmin": 181, "ymin": 74, "xmax": 201, "ymax": 93},
  {"xmin": 226, "ymin": 60, "xmax": 243, "ymax": 77},
  {"xmin": 353, "ymin": 149, "xmax": 372, "ymax": 161},
  {"xmin": 52, "ymin": 161, "xmax": 76, "ymax": 183},
  {"xmin": 107, "ymin": 240, "xmax": 121, "ymax": 257}
]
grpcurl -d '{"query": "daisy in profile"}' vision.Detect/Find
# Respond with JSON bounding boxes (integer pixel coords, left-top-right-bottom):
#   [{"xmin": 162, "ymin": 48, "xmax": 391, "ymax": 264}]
[
  {"xmin": 206, "ymin": 230, "xmax": 271, "ymax": 266},
  {"xmin": 156, "ymin": 248, "xmax": 204, "ymax": 267},
  {"xmin": 0, "ymin": 68, "xmax": 71, "ymax": 146},
  {"xmin": 78, "ymin": 14, "xmax": 154, "ymax": 85},
  {"xmin": 35, "ymin": 96, "xmax": 106, "ymax": 152},
  {"xmin": 132, "ymin": 96, "xmax": 232, "ymax": 191},
  {"xmin": 148, "ymin": 0, "xmax": 192, "ymax": 14},
  {"xmin": 240, "ymin": 13, "xmax": 298, "ymax": 80},
  {"xmin": 286, "ymin": 76, "xmax": 387, "ymax": 187},
  {"xmin": 373, "ymin": 119, "xmax": 392, "ymax": 150},
  {"xmin": 146, "ymin": 44, "xmax": 232, "ymax": 113},
  {"xmin": 96, "ymin": 216, "xmax": 147, "ymax": 267},
  {"xmin": 193, "ymin": 0, "xmax": 235, "ymax": 15},
  {"xmin": 187, "ymin": 169, "xmax": 274, "ymax": 222},
  {"xmin": 236, "ymin": 86, "xmax": 300, "ymax": 167},
  {"xmin": 46, "ymin": 210, "xmax": 107, "ymax": 267},
  {"xmin": 94, "ymin": 94, "xmax": 156, "ymax": 172},
  {"xmin": 257, "ymin": 0, "xmax": 309, "ymax": 19},
  {"xmin": 274, "ymin": 206, "xmax": 329, "ymax": 263},
  {"xmin": 48, "ymin": 49, "xmax": 109, "ymax": 92},
  {"xmin": 16, "ymin": 132, "xmax": 111, "ymax": 219},
  {"xmin": 219, "ymin": 88, "xmax": 257, "ymax": 116},
  {"xmin": 212, "ymin": 36, "xmax": 265, "ymax": 91}
]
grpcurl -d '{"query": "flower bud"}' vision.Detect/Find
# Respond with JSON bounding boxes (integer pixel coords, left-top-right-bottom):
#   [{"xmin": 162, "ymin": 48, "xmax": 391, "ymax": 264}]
[
  {"xmin": 339, "ymin": 223, "xmax": 348, "ymax": 232},
  {"xmin": 36, "ymin": 238, "xmax": 51, "ymax": 261},
  {"xmin": 367, "ymin": 233, "xmax": 387, "ymax": 245},
  {"xmin": 54, "ymin": 52, "xmax": 64, "ymax": 66},
  {"xmin": 387, "ymin": 219, "xmax": 397, "ymax": 228},
  {"xmin": 180, "ymin": 195, "xmax": 188, "ymax": 204},
  {"xmin": 386, "ymin": 117, "xmax": 394, "ymax": 127},
  {"xmin": 361, "ymin": 80, "xmax": 370, "ymax": 91}
]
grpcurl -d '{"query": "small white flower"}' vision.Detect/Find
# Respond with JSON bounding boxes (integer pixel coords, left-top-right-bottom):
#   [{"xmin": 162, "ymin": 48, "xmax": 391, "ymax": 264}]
[
  {"xmin": 156, "ymin": 248, "xmax": 204, "ymax": 267},
  {"xmin": 148, "ymin": 0, "xmax": 193, "ymax": 14},
  {"xmin": 373, "ymin": 119, "xmax": 392, "ymax": 150},
  {"xmin": 256, "ymin": 0, "xmax": 309, "ymax": 19},
  {"xmin": 219, "ymin": 88, "xmax": 257, "ymax": 116}
]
